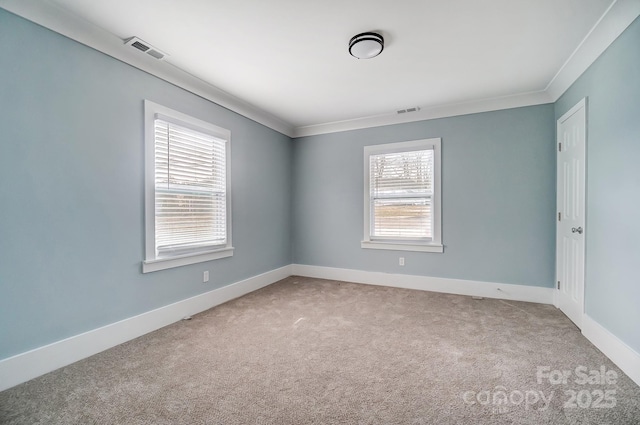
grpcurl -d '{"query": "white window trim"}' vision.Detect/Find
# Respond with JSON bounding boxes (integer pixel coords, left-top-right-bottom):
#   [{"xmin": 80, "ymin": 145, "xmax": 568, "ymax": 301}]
[
  {"xmin": 142, "ymin": 100, "xmax": 233, "ymax": 273},
  {"xmin": 362, "ymin": 138, "xmax": 443, "ymax": 253}
]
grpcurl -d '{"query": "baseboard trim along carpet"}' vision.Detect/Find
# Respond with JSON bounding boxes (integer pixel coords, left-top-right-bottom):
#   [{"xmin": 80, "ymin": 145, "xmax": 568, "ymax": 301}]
[
  {"xmin": 582, "ymin": 314, "xmax": 640, "ymax": 387},
  {"xmin": 3, "ymin": 264, "xmax": 638, "ymax": 393},
  {"xmin": 0, "ymin": 265, "xmax": 292, "ymax": 392},
  {"xmin": 292, "ymin": 264, "xmax": 640, "ymax": 388},
  {"xmin": 292, "ymin": 264, "xmax": 555, "ymax": 305}
]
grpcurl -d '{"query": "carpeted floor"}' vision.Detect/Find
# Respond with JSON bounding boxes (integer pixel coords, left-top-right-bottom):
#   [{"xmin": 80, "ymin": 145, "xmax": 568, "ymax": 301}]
[{"xmin": 1, "ymin": 276, "xmax": 639, "ymax": 424}]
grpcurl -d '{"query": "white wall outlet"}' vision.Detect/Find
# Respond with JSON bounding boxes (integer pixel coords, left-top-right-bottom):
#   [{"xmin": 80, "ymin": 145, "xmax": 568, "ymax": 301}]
[
  {"xmin": 399, "ymin": 257, "xmax": 405, "ymax": 266},
  {"xmin": 203, "ymin": 271, "xmax": 209, "ymax": 282}
]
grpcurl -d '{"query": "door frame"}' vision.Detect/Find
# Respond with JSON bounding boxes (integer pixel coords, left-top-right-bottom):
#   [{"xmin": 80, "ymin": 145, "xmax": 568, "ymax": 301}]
[{"xmin": 554, "ymin": 97, "xmax": 588, "ymax": 328}]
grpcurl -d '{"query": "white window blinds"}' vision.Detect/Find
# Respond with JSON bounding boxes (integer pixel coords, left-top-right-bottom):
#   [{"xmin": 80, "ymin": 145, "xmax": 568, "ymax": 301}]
[
  {"xmin": 154, "ymin": 117, "xmax": 227, "ymax": 256},
  {"xmin": 369, "ymin": 149, "xmax": 434, "ymax": 240}
]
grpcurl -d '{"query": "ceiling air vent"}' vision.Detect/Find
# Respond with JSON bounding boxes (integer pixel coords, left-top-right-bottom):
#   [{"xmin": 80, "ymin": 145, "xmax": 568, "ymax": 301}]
[
  {"xmin": 397, "ymin": 107, "xmax": 421, "ymax": 114},
  {"xmin": 124, "ymin": 37, "xmax": 167, "ymax": 60},
  {"xmin": 131, "ymin": 41, "xmax": 149, "ymax": 52}
]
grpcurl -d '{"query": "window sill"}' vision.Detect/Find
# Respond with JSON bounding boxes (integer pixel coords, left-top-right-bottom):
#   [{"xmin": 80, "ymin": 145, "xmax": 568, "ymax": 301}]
[
  {"xmin": 361, "ymin": 241, "xmax": 444, "ymax": 253},
  {"xmin": 142, "ymin": 247, "xmax": 234, "ymax": 273}
]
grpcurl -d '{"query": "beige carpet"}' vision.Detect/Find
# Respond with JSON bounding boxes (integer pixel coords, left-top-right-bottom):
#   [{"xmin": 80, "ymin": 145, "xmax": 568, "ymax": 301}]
[{"xmin": 1, "ymin": 276, "xmax": 639, "ymax": 424}]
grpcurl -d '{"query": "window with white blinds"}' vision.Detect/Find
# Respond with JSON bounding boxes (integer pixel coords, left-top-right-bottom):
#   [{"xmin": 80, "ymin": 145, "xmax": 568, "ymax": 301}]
[
  {"xmin": 143, "ymin": 101, "xmax": 232, "ymax": 273},
  {"xmin": 154, "ymin": 118, "xmax": 226, "ymax": 255},
  {"xmin": 362, "ymin": 138, "xmax": 443, "ymax": 253}
]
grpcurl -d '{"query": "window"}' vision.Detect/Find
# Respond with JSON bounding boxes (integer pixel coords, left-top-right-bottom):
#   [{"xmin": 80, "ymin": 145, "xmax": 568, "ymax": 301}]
[
  {"xmin": 143, "ymin": 100, "xmax": 233, "ymax": 273},
  {"xmin": 362, "ymin": 138, "xmax": 443, "ymax": 253}
]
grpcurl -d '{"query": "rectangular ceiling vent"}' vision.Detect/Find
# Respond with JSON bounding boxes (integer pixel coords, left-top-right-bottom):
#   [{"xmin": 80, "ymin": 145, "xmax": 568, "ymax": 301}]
[
  {"xmin": 124, "ymin": 37, "xmax": 167, "ymax": 60},
  {"xmin": 397, "ymin": 107, "xmax": 421, "ymax": 114}
]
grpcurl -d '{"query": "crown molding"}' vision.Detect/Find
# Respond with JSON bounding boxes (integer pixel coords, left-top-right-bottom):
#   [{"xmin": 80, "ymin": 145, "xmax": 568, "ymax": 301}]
[
  {"xmin": 545, "ymin": 0, "xmax": 640, "ymax": 101},
  {"xmin": 2, "ymin": 0, "xmax": 638, "ymax": 138},
  {"xmin": 0, "ymin": 0, "xmax": 295, "ymax": 137},
  {"xmin": 294, "ymin": 0, "xmax": 640, "ymax": 138},
  {"xmin": 292, "ymin": 91, "xmax": 553, "ymax": 138}
]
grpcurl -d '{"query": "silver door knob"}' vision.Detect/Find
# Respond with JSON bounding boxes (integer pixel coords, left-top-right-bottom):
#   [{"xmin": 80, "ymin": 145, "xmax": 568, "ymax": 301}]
[{"xmin": 572, "ymin": 227, "xmax": 583, "ymax": 234}]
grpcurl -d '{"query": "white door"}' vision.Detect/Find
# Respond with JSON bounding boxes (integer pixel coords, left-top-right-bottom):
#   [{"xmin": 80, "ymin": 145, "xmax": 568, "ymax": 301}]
[{"xmin": 556, "ymin": 98, "xmax": 587, "ymax": 329}]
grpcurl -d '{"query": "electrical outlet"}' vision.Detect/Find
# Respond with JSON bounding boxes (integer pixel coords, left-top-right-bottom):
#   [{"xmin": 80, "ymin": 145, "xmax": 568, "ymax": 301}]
[
  {"xmin": 399, "ymin": 257, "xmax": 405, "ymax": 266},
  {"xmin": 203, "ymin": 271, "xmax": 209, "ymax": 282}
]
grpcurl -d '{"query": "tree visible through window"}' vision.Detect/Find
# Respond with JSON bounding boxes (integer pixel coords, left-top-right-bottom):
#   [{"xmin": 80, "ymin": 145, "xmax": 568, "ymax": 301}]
[
  {"xmin": 363, "ymin": 138, "xmax": 443, "ymax": 253},
  {"xmin": 370, "ymin": 149, "xmax": 434, "ymax": 239}
]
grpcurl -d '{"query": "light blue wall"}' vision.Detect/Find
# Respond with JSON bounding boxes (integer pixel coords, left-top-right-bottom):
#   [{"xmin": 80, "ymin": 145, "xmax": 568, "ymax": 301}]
[
  {"xmin": 0, "ymin": 10, "xmax": 292, "ymax": 360},
  {"xmin": 292, "ymin": 105, "xmax": 556, "ymax": 287},
  {"xmin": 555, "ymin": 16, "xmax": 640, "ymax": 354}
]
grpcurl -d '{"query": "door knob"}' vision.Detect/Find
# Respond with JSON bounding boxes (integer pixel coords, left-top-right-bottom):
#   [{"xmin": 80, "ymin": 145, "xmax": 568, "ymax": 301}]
[{"xmin": 571, "ymin": 227, "xmax": 583, "ymax": 234}]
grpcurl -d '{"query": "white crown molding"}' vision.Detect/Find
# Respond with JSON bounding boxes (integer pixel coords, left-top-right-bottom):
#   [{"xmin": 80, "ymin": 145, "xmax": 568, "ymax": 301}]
[
  {"xmin": 294, "ymin": 0, "xmax": 640, "ymax": 138},
  {"xmin": 0, "ymin": 265, "xmax": 292, "ymax": 392},
  {"xmin": 292, "ymin": 91, "xmax": 553, "ymax": 138},
  {"xmin": 545, "ymin": 0, "xmax": 640, "ymax": 101},
  {"xmin": 292, "ymin": 264, "xmax": 555, "ymax": 305},
  {"xmin": 0, "ymin": 0, "xmax": 295, "ymax": 137},
  {"xmin": 1, "ymin": 0, "xmax": 638, "ymax": 138}
]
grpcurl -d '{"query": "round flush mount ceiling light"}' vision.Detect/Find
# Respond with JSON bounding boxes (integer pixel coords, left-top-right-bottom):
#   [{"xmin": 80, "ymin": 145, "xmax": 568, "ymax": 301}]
[{"xmin": 349, "ymin": 32, "xmax": 384, "ymax": 59}]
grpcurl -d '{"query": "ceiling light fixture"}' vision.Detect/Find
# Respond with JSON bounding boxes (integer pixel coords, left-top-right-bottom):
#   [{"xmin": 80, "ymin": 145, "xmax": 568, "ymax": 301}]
[{"xmin": 349, "ymin": 32, "xmax": 384, "ymax": 59}]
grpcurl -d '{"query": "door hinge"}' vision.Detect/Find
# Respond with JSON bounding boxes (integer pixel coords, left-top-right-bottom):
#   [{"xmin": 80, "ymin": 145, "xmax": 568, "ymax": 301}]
[
  {"xmin": 558, "ymin": 142, "xmax": 562, "ymax": 152},
  {"xmin": 558, "ymin": 212, "xmax": 561, "ymax": 221},
  {"xmin": 557, "ymin": 281, "xmax": 560, "ymax": 289}
]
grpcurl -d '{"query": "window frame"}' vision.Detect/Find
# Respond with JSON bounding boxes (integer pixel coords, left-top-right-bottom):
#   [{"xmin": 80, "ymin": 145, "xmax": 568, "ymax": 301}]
[
  {"xmin": 362, "ymin": 138, "xmax": 443, "ymax": 253},
  {"xmin": 143, "ymin": 100, "xmax": 233, "ymax": 273}
]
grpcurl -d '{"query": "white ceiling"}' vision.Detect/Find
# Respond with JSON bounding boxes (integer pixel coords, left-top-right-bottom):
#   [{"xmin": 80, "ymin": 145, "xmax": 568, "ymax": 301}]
[{"xmin": 2, "ymin": 0, "xmax": 639, "ymax": 136}]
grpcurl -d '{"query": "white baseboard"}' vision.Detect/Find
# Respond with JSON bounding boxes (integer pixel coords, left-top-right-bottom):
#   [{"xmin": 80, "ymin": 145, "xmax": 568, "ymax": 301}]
[
  {"xmin": 4, "ymin": 263, "xmax": 637, "ymax": 394},
  {"xmin": 292, "ymin": 264, "xmax": 640, "ymax": 387},
  {"xmin": 0, "ymin": 265, "xmax": 292, "ymax": 392},
  {"xmin": 292, "ymin": 264, "xmax": 554, "ymax": 305},
  {"xmin": 582, "ymin": 314, "xmax": 640, "ymax": 387}
]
